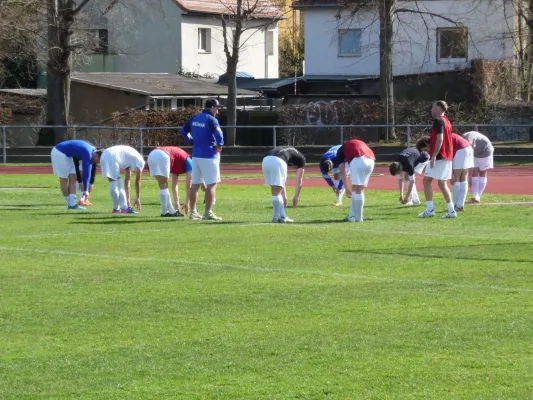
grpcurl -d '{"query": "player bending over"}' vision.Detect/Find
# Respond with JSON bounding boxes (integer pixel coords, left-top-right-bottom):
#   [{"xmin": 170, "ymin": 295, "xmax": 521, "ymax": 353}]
[
  {"xmin": 336, "ymin": 139, "xmax": 375, "ymax": 222},
  {"xmin": 388, "ymin": 146, "xmax": 429, "ymax": 205},
  {"xmin": 451, "ymin": 133, "xmax": 474, "ymax": 211},
  {"xmin": 147, "ymin": 146, "xmax": 192, "ymax": 217},
  {"xmin": 463, "ymin": 131, "xmax": 494, "ymax": 203},
  {"xmin": 320, "ymin": 145, "xmax": 348, "ymax": 206},
  {"xmin": 262, "ymin": 146, "xmax": 305, "ymax": 223},
  {"xmin": 418, "ymin": 101, "xmax": 456, "ymax": 219},
  {"xmin": 50, "ymin": 139, "xmax": 102, "ymax": 210},
  {"xmin": 100, "ymin": 145, "xmax": 145, "ymax": 214}
]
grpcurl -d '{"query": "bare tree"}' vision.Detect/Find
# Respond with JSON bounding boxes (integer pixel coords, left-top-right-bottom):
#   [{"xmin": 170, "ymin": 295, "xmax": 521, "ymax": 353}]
[{"xmin": 219, "ymin": 0, "xmax": 281, "ymax": 145}]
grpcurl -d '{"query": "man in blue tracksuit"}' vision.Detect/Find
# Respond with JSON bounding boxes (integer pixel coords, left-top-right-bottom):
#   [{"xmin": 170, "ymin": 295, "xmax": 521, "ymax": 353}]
[
  {"xmin": 51, "ymin": 140, "xmax": 102, "ymax": 210},
  {"xmin": 319, "ymin": 144, "xmax": 347, "ymax": 206},
  {"xmin": 180, "ymin": 98, "xmax": 224, "ymax": 221}
]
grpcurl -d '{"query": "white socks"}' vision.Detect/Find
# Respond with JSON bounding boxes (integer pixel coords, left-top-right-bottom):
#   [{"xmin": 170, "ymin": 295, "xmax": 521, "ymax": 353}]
[
  {"xmin": 447, "ymin": 202, "xmax": 455, "ymax": 214},
  {"xmin": 65, "ymin": 195, "xmax": 76, "ymax": 207},
  {"xmin": 334, "ymin": 181, "xmax": 344, "ymax": 204},
  {"xmin": 159, "ymin": 189, "xmax": 169, "ymax": 214},
  {"xmin": 271, "ymin": 195, "xmax": 285, "ymax": 219},
  {"xmin": 478, "ymin": 177, "xmax": 487, "ymax": 200},
  {"xmin": 109, "ymin": 181, "xmax": 120, "ymax": 210},
  {"xmin": 352, "ymin": 193, "xmax": 364, "ymax": 221},
  {"xmin": 458, "ymin": 181, "xmax": 468, "ymax": 208},
  {"xmin": 411, "ymin": 183, "xmax": 420, "ymax": 203},
  {"xmin": 453, "ymin": 182, "xmax": 461, "ymax": 206},
  {"xmin": 426, "ymin": 200, "xmax": 434, "ymax": 211},
  {"xmin": 117, "ymin": 178, "xmax": 128, "ymax": 209}
]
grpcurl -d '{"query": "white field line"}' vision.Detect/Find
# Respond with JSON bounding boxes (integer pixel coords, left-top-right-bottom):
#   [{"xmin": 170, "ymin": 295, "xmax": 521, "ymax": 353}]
[
  {"xmin": 472, "ymin": 202, "xmax": 533, "ymax": 206},
  {"xmin": 0, "ymin": 245, "xmax": 531, "ymax": 294},
  {"xmin": 0, "ymin": 222, "xmax": 530, "ymax": 242}
]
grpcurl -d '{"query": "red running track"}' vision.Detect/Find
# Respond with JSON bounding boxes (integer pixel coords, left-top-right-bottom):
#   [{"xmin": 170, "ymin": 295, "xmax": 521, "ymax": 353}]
[{"xmin": 1, "ymin": 164, "xmax": 533, "ymax": 195}]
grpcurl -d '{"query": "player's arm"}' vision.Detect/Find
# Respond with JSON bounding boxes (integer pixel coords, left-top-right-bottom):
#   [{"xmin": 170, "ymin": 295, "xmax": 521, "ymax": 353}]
[
  {"xmin": 292, "ymin": 167, "xmax": 305, "ymax": 208},
  {"xmin": 281, "ymin": 186, "xmax": 288, "ymax": 208},
  {"xmin": 337, "ymin": 146, "xmax": 352, "ymax": 197},
  {"xmin": 80, "ymin": 157, "xmax": 92, "ymax": 199},
  {"xmin": 180, "ymin": 119, "xmax": 194, "ymax": 144},
  {"xmin": 397, "ymin": 173, "xmax": 404, "ymax": 201},
  {"xmin": 74, "ymin": 158, "xmax": 82, "ymax": 183},
  {"xmin": 124, "ymin": 169, "xmax": 132, "ymax": 207},
  {"xmin": 134, "ymin": 169, "xmax": 142, "ymax": 210},
  {"xmin": 184, "ymin": 158, "xmax": 193, "ymax": 214},
  {"xmin": 403, "ymin": 174, "xmax": 415, "ymax": 203},
  {"xmin": 171, "ymin": 173, "xmax": 180, "ymax": 213},
  {"xmin": 431, "ymin": 119, "xmax": 444, "ymax": 167},
  {"xmin": 210, "ymin": 118, "xmax": 224, "ymax": 150}
]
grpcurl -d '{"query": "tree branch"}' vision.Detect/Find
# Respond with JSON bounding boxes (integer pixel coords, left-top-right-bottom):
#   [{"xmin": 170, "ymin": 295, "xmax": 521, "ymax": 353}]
[{"xmin": 73, "ymin": 0, "xmax": 92, "ymax": 15}]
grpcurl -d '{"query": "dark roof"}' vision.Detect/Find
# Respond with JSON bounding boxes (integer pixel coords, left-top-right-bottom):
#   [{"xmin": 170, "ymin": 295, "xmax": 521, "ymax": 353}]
[
  {"xmin": 175, "ymin": 0, "xmax": 282, "ymax": 18},
  {"xmin": 259, "ymin": 75, "xmax": 378, "ymax": 90},
  {"xmin": 71, "ymin": 73, "xmax": 259, "ymax": 97},
  {"xmin": 293, "ymin": 0, "xmax": 340, "ymax": 9}
]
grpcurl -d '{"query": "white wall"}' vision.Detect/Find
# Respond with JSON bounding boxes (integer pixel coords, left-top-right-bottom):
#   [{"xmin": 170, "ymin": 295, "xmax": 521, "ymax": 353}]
[
  {"xmin": 303, "ymin": 0, "xmax": 515, "ymax": 77},
  {"xmin": 181, "ymin": 15, "xmax": 279, "ymax": 78},
  {"xmin": 106, "ymin": 0, "xmax": 182, "ymax": 73}
]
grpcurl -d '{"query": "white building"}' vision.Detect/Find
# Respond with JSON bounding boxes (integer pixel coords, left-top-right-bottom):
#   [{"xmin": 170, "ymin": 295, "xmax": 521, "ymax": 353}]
[
  {"xmin": 79, "ymin": 0, "xmax": 280, "ymax": 79},
  {"xmin": 294, "ymin": 0, "xmax": 515, "ymax": 77}
]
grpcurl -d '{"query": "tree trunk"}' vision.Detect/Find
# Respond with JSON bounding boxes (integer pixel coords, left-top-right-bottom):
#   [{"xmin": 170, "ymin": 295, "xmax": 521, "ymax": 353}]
[
  {"xmin": 379, "ymin": 0, "xmax": 395, "ymax": 142},
  {"xmin": 38, "ymin": 0, "xmax": 72, "ymax": 145},
  {"xmin": 225, "ymin": 60, "xmax": 238, "ymax": 146}
]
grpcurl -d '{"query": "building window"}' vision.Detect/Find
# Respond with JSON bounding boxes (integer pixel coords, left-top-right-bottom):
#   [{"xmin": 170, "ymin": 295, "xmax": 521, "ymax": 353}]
[
  {"xmin": 338, "ymin": 29, "xmax": 361, "ymax": 57},
  {"xmin": 267, "ymin": 30, "xmax": 274, "ymax": 55},
  {"xmin": 80, "ymin": 29, "xmax": 109, "ymax": 54},
  {"xmin": 437, "ymin": 28, "xmax": 468, "ymax": 61},
  {"xmin": 198, "ymin": 28, "xmax": 211, "ymax": 53}
]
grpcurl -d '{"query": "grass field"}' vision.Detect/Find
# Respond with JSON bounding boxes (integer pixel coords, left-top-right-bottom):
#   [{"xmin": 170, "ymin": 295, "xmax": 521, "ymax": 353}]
[{"xmin": 1, "ymin": 174, "xmax": 533, "ymax": 399}]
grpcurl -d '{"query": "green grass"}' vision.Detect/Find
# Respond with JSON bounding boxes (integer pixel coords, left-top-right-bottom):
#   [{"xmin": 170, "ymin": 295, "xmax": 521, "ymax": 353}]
[{"xmin": 1, "ymin": 174, "xmax": 533, "ymax": 399}]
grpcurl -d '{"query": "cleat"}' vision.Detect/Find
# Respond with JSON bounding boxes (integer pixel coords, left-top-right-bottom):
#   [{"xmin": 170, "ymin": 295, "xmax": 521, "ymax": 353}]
[
  {"xmin": 279, "ymin": 216, "xmax": 294, "ymax": 223},
  {"xmin": 344, "ymin": 215, "xmax": 356, "ymax": 222},
  {"xmin": 112, "ymin": 209, "xmax": 121, "ymax": 214},
  {"xmin": 203, "ymin": 212, "xmax": 222, "ymax": 221},
  {"xmin": 418, "ymin": 209, "xmax": 435, "ymax": 218},
  {"xmin": 272, "ymin": 217, "xmax": 280, "ymax": 223},
  {"xmin": 455, "ymin": 206, "xmax": 464, "ymax": 212},
  {"xmin": 412, "ymin": 200, "xmax": 421, "ymax": 205},
  {"xmin": 121, "ymin": 207, "xmax": 138, "ymax": 214},
  {"xmin": 78, "ymin": 199, "xmax": 92, "ymax": 206},
  {"xmin": 168, "ymin": 211, "xmax": 185, "ymax": 217},
  {"xmin": 189, "ymin": 211, "xmax": 202, "ymax": 220},
  {"xmin": 161, "ymin": 213, "xmax": 170, "ymax": 217},
  {"xmin": 404, "ymin": 200, "xmax": 414, "ymax": 206},
  {"xmin": 443, "ymin": 211, "xmax": 457, "ymax": 219},
  {"xmin": 467, "ymin": 198, "xmax": 480, "ymax": 204},
  {"xmin": 68, "ymin": 204, "xmax": 86, "ymax": 210},
  {"xmin": 331, "ymin": 202, "xmax": 343, "ymax": 207}
]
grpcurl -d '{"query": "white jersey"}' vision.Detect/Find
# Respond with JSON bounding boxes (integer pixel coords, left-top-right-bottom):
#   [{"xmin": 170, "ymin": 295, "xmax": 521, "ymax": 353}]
[{"xmin": 105, "ymin": 145, "xmax": 145, "ymax": 171}]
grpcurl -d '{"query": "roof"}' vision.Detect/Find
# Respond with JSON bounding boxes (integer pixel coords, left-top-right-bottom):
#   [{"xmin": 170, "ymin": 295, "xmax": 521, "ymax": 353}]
[
  {"xmin": 0, "ymin": 89, "xmax": 47, "ymax": 98},
  {"xmin": 175, "ymin": 0, "xmax": 282, "ymax": 18},
  {"xmin": 292, "ymin": 0, "xmax": 340, "ymax": 9},
  {"xmin": 71, "ymin": 73, "xmax": 259, "ymax": 97},
  {"xmin": 258, "ymin": 75, "xmax": 378, "ymax": 89}
]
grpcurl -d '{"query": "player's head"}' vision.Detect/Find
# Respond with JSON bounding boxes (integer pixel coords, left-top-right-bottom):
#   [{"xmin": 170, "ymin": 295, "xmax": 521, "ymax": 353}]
[
  {"xmin": 92, "ymin": 149, "xmax": 104, "ymax": 164},
  {"xmin": 389, "ymin": 161, "xmax": 402, "ymax": 176},
  {"xmin": 205, "ymin": 98, "xmax": 221, "ymax": 116},
  {"xmin": 431, "ymin": 100, "xmax": 448, "ymax": 118},
  {"xmin": 416, "ymin": 136, "xmax": 431, "ymax": 152},
  {"xmin": 321, "ymin": 159, "xmax": 334, "ymax": 173}
]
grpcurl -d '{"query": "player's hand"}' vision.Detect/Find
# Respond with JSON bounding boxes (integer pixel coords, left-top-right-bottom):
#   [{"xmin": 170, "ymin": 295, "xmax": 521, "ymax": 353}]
[
  {"xmin": 184, "ymin": 202, "xmax": 189, "ymax": 215},
  {"xmin": 335, "ymin": 188, "xmax": 342, "ymax": 195},
  {"xmin": 430, "ymin": 157, "xmax": 436, "ymax": 168},
  {"xmin": 134, "ymin": 198, "xmax": 141, "ymax": 211},
  {"xmin": 200, "ymin": 184, "xmax": 207, "ymax": 192},
  {"xmin": 292, "ymin": 196, "xmax": 299, "ymax": 208}
]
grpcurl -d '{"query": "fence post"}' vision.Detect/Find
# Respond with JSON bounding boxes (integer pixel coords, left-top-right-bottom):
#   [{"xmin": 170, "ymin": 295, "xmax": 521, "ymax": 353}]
[
  {"xmin": 2, "ymin": 126, "xmax": 6, "ymax": 164},
  {"xmin": 406, "ymin": 125, "xmax": 411, "ymax": 146},
  {"xmin": 340, "ymin": 125, "xmax": 344, "ymax": 143},
  {"xmin": 273, "ymin": 127, "xmax": 277, "ymax": 147},
  {"xmin": 474, "ymin": 124, "xmax": 479, "ymax": 132},
  {"xmin": 72, "ymin": 126, "xmax": 77, "ymax": 140},
  {"xmin": 139, "ymin": 128, "xmax": 144, "ymax": 156}
]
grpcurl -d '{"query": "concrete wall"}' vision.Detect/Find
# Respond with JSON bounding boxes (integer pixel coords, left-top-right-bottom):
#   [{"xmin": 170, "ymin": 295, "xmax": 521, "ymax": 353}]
[
  {"xmin": 181, "ymin": 15, "xmax": 279, "ymax": 78},
  {"xmin": 303, "ymin": 0, "xmax": 515, "ymax": 77}
]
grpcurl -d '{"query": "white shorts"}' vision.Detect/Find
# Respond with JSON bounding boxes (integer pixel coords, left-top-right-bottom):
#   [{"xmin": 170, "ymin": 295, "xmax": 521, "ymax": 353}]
[
  {"xmin": 147, "ymin": 149, "xmax": 170, "ymax": 178},
  {"xmin": 414, "ymin": 161, "xmax": 428, "ymax": 175},
  {"xmin": 474, "ymin": 155, "xmax": 494, "ymax": 171},
  {"xmin": 51, "ymin": 147, "xmax": 75, "ymax": 178},
  {"xmin": 425, "ymin": 160, "xmax": 452, "ymax": 181},
  {"xmin": 262, "ymin": 155, "xmax": 288, "ymax": 187},
  {"xmin": 453, "ymin": 147, "xmax": 474, "ymax": 170},
  {"xmin": 332, "ymin": 162, "xmax": 350, "ymax": 176},
  {"xmin": 100, "ymin": 150, "xmax": 121, "ymax": 180},
  {"xmin": 192, "ymin": 157, "xmax": 220, "ymax": 185},
  {"xmin": 349, "ymin": 156, "xmax": 374, "ymax": 187}
]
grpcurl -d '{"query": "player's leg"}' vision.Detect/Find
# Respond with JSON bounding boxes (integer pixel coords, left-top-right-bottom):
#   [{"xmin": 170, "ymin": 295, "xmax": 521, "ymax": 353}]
[
  {"xmin": 202, "ymin": 158, "xmax": 221, "ymax": 220},
  {"xmin": 270, "ymin": 185, "xmax": 284, "ymax": 222},
  {"xmin": 477, "ymin": 170, "xmax": 488, "ymax": 201},
  {"xmin": 333, "ymin": 170, "xmax": 344, "ymax": 205},
  {"xmin": 452, "ymin": 169, "xmax": 462, "ymax": 208},
  {"xmin": 456, "ymin": 169, "xmax": 469, "ymax": 210},
  {"xmin": 438, "ymin": 178, "xmax": 456, "ymax": 218},
  {"xmin": 189, "ymin": 158, "xmax": 203, "ymax": 220},
  {"xmin": 347, "ymin": 157, "xmax": 373, "ymax": 222},
  {"xmin": 469, "ymin": 164, "xmax": 481, "ymax": 203},
  {"xmin": 419, "ymin": 175, "xmax": 435, "ymax": 217},
  {"xmin": 155, "ymin": 175, "xmax": 171, "ymax": 216},
  {"xmin": 107, "ymin": 178, "xmax": 121, "ymax": 213}
]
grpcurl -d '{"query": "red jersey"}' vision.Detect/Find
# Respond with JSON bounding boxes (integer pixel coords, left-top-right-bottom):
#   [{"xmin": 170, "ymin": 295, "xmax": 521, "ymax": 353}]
[
  {"xmin": 342, "ymin": 139, "xmax": 375, "ymax": 163},
  {"xmin": 157, "ymin": 146, "xmax": 190, "ymax": 175},
  {"xmin": 429, "ymin": 116, "xmax": 453, "ymax": 161},
  {"xmin": 451, "ymin": 133, "xmax": 471, "ymax": 157}
]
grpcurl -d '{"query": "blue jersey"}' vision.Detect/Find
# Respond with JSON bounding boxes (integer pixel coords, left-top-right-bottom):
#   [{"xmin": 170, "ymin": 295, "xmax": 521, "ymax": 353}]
[
  {"xmin": 180, "ymin": 110, "xmax": 224, "ymax": 159},
  {"xmin": 319, "ymin": 145, "xmax": 344, "ymax": 190},
  {"xmin": 55, "ymin": 140, "xmax": 95, "ymax": 191}
]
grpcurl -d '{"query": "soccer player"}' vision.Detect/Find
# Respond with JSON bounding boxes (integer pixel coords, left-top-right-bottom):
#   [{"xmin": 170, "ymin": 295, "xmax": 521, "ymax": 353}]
[
  {"xmin": 451, "ymin": 133, "xmax": 474, "ymax": 211},
  {"xmin": 100, "ymin": 145, "xmax": 145, "ymax": 214},
  {"xmin": 388, "ymin": 146, "xmax": 429, "ymax": 205},
  {"xmin": 50, "ymin": 139, "xmax": 101, "ymax": 210},
  {"xmin": 180, "ymin": 98, "xmax": 224, "ymax": 221},
  {"xmin": 147, "ymin": 146, "xmax": 192, "ymax": 217},
  {"xmin": 320, "ymin": 145, "xmax": 346, "ymax": 206},
  {"xmin": 336, "ymin": 139, "xmax": 375, "ymax": 222},
  {"xmin": 463, "ymin": 131, "xmax": 494, "ymax": 203},
  {"xmin": 262, "ymin": 146, "xmax": 305, "ymax": 223},
  {"xmin": 418, "ymin": 101, "xmax": 456, "ymax": 219}
]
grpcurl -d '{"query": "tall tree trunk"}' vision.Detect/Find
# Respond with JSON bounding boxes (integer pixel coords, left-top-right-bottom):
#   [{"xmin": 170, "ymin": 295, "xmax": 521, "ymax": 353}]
[
  {"xmin": 225, "ymin": 59, "xmax": 238, "ymax": 146},
  {"xmin": 38, "ymin": 0, "xmax": 73, "ymax": 145},
  {"xmin": 379, "ymin": 0, "xmax": 395, "ymax": 141}
]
